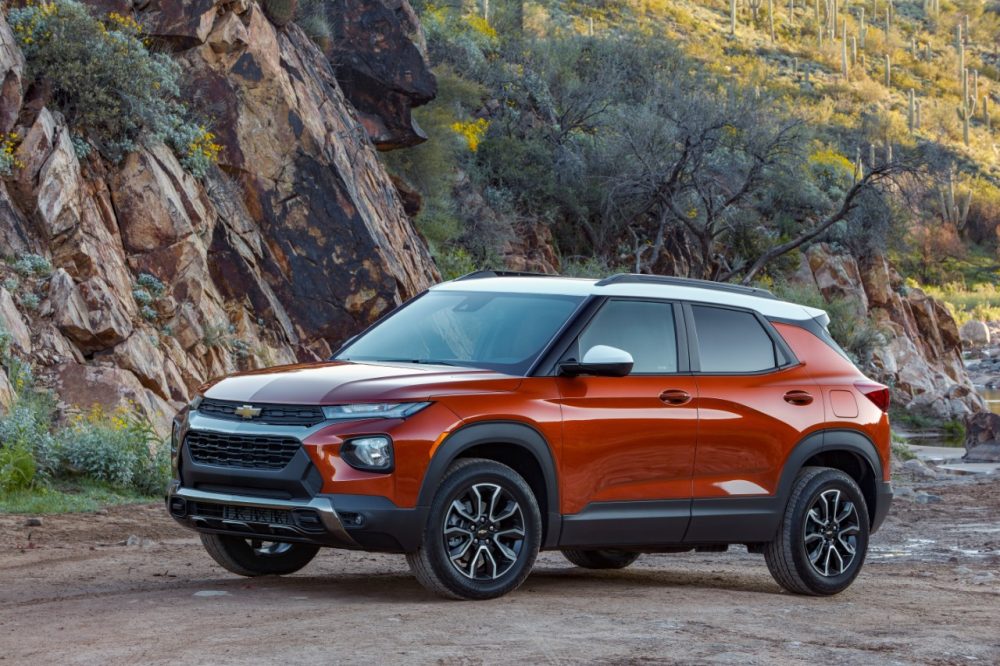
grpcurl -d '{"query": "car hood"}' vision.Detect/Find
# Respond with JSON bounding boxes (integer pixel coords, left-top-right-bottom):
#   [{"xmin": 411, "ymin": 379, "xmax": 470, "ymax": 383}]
[{"xmin": 200, "ymin": 361, "xmax": 522, "ymax": 405}]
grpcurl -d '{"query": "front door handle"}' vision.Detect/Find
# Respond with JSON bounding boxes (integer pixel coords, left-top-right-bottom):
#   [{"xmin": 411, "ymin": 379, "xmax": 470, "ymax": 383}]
[
  {"xmin": 783, "ymin": 390, "xmax": 814, "ymax": 406},
  {"xmin": 659, "ymin": 389, "xmax": 692, "ymax": 406}
]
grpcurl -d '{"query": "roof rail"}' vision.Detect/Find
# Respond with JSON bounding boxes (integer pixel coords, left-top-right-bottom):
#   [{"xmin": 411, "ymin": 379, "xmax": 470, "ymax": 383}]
[
  {"xmin": 454, "ymin": 270, "xmax": 559, "ymax": 281},
  {"xmin": 595, "ymin": 273, "xmax": 777, "ymax": 300}
]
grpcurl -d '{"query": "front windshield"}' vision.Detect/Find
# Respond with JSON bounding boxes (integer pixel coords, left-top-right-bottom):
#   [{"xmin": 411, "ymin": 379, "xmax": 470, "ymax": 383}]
[{"xmin": 336, "ymin": 291, "xmax": 584, "ymax": 375}]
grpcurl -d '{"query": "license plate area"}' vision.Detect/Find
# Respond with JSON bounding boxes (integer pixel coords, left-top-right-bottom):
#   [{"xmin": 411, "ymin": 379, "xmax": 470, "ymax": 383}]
[{"xmin": 222, "ymin": 505, "xmax": 292, "ymax": 525}]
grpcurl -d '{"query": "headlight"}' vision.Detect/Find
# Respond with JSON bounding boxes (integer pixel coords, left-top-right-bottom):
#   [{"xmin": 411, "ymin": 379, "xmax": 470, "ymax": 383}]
[
  {"xmin": 341, "ymin": 436, "xmax": 394, "ymax": 472},
  {"xmin": 322, "ymin": 402, "xmax": 430, "ymax": 420}
]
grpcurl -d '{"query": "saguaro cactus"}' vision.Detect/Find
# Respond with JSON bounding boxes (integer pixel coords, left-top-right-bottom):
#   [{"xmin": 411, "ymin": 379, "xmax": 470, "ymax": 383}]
[
  {"xmin": 858, "ymin": 6, "xmax": 866, "ymax": 47},
  {"xmin": 731, "ymin": 0, "xmax": 737, "ymax": 34},
  {"xmin": 842, "ymin": 33, "xmax": 848, "ymax": 77},
  {"xmin": 769, "ymin": 0, "xmax": 775, "ymax": 41},
  {"xmin": 884, "ymin": 53, "xmax": 891, "ymax": 87},
  {"xmin": 908, "ymin": 89, "xmax": 916, "ymax": 133}
]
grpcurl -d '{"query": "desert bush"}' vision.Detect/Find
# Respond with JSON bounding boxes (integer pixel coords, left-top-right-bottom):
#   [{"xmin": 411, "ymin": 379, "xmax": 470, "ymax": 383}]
[
  {"xmin": 10, "ymin": 253, "xmax": 52, "ymax": 278},
  {"xmin": 9, "ymin": 0, "xmax": 219, "ymax": 175},
  {"xmin": 57, "ymin": 404, "xmax": 168, "ymax": 495}
]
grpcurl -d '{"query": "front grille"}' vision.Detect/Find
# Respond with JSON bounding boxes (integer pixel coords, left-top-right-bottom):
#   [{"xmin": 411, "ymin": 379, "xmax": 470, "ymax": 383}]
[
  {"xmin": 197, "ymin": 399, "xmax": 325, "ymax": 427},
  {"xmin": 185, "ymin": 431, "xmax": 301, "ymax": 469},
  {"xmin": 188, "ymin": 501, "xmax": 293, "ymax": 525}
]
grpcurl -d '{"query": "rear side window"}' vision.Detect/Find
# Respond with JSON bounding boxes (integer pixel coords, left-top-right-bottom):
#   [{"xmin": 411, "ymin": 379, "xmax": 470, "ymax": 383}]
[
  {"xmin": 578, "ymin": 300, "xmax": 678, "ymax": 374},
  {"xmin": 691, "ymin": 305, "xmax": 776, "ymax": 373}
]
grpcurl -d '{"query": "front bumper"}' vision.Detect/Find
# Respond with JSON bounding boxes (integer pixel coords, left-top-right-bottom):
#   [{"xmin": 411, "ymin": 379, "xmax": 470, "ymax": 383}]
[{"xmin": 167, "ymin": 482, "xmax": 427, "ymax": 552}]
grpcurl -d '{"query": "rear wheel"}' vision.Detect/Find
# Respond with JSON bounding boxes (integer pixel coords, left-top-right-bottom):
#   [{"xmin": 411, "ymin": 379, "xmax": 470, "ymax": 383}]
[
  {"xmin": 561, "ymin": 549, "xmax": 640, "ymax": 570},
  {"xmin": 764, "ymin": 467, "xmax": 869, "ymax": 595},
  {"xmin": 407, "ymin": 458, "xmax": 542, "ymax": 600},
  {"xmin": 200, "ymin": 534, "xmax": 320, "ymax": 577}
]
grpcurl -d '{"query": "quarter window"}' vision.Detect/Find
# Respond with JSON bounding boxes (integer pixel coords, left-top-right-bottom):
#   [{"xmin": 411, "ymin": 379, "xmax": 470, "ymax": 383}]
[
  {"xmin": 577, "ymin": 300, "xmax": 678, "ymax": 374},
  {"xmin": 691, "ymin": 305, "xmax": 777, "ymax": 373}
]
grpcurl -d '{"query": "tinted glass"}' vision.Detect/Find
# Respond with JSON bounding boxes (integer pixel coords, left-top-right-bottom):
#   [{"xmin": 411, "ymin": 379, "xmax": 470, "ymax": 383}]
[
  {"xmin": 692, "ymin": 305, "xmax": 776, "ymax": 373},
  {"xmin": 337, "ymin": 291, "xmax": 583, "ymax": 375},
  {"xmin": 578, "ymin": 300, "xmax": 677, "ymax": 374}
]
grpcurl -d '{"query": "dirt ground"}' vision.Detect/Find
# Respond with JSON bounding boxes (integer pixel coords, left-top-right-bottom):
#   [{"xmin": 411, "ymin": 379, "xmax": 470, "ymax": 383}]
[{"xmin": 1, "ymin": 472, "xmax": 998, "ymax": 666}]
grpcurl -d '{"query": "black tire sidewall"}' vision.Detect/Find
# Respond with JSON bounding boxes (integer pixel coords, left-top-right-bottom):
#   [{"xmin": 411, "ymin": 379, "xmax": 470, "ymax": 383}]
[
  {"xmin": 424, "ymin": 461, "xmax": 542, "ymax": 599},
  {"xmin": 203, "ymin": 534, "xmax": 319, "ymax": 576},
  {"xmin": 789, "ymin": 471, "xmax": 870, "ymax": 594}
]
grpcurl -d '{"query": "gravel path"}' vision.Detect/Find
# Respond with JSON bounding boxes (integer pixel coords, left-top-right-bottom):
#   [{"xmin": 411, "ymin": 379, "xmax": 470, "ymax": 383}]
[{"xmin": 1, "ymin": 474, "xmax": 997, "ymax": 666}]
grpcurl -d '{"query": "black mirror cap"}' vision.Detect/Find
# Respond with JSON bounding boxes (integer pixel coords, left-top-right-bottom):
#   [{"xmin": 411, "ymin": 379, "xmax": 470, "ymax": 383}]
[{"xmin": 559, "ymin": 360, "xmax": 633, "ymax": 377}]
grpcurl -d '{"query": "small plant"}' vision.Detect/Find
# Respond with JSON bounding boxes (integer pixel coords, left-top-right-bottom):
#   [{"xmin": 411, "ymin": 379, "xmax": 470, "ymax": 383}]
[
  {"xmin": 0, "ymin": 443, "xmax": 36, "ymax": 492},
  {"xmin": 450, "ymin": 118, "xmax": 490, "ymax": 152},
  {"xmin": 131, "ymin": 272, "xmax": 166, "ymax": 322},
  {"xmin": 19, "ymin": 292, "xmax": 40, "ymax": 311},
  {"xmin": 3, "ymin": 276, "xmax": 20, "ymax": 292},
  {"xmin": 11, "ymin": 253, "xmax": 53, "ymax": 277},
  {"xmin": 261, "ymin": 0, "xmax": 298, "ymax": 27},
  {"xmin": 0, "ymin": 327, "xmax": 12, "ymax": 363},
  {"xmin": 0, "ymin": 131, "xmax": 25, "ymax": 176}
]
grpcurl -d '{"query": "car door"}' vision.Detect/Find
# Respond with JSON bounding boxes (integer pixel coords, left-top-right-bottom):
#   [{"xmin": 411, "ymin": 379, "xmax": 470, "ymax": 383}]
[
  {"xmin": 555, "ymin": 298, "xmax": 697, "ymax": 546},
  {"xmin": 683, "ymin": 303, "xmax": 824, "ymax": 542}
]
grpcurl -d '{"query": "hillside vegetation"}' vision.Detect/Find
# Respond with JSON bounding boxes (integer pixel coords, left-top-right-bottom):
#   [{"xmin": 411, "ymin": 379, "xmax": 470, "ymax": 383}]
[{"xmin": 389, "ymin": 0, "xmax": 1000, "ymax": 314}]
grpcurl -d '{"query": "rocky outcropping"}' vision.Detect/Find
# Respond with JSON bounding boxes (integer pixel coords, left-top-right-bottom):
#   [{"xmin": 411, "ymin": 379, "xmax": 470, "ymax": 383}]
[
  {"xmin": 963, "ymin": 412, "xmax": 1000, "ymax": 462},
  {"xmin": 0, "ymin": 1, "xmax": 438, "ymax": 433},
  {"xmin": 793, "ymin": 244, "xmax": 983, "ymax": 418}
]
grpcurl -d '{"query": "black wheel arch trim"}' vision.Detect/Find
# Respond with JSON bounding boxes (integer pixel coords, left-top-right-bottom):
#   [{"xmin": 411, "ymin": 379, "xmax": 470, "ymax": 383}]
[
  {"xmin": 776, "ymin": 428, "xmax": 885, "ymax": 525},
  {"xmin": 416, "ymin": 420, "xmax": 562, "ymax": 549}
]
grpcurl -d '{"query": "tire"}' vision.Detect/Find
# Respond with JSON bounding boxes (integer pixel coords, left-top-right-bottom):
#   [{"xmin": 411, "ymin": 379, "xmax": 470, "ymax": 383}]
[
  {"xmin": 406, "ymin": 458, "xmax": 542, "ymax": 600},
  {"xmin": 199, "ymin": 534, "xmax": 320, "ymax": 577},
  {"xmin": 764, "ymin": 467, "xmax": 870, "ymax": 596},
  {"xmin": 561, "ymin": 549, "xmax": 640, "ymax": 570}
]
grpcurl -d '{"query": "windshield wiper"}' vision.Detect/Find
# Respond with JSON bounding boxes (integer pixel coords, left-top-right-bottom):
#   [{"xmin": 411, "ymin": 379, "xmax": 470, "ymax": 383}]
[{"xmin": 373, "ymin": 358, "xmax": 458, "ymax": 366}]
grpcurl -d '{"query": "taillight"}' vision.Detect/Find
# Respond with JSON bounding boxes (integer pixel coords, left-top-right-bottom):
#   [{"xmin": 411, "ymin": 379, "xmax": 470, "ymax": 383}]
[{"xmin": 855, "ymin": 381, "xmax": 890, "ymax": 412}]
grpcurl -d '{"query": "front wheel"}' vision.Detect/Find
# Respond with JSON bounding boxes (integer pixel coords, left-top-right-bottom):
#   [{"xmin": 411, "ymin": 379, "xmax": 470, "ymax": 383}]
[
  {"xmin": 406, "ymin": 458, "xmax": 542, "ymax": 600},
  {"xmin": 200, "ymin": 534, "xmax": 320, "ymax": 577},
  {"xmin": 764, "ymin": 467, "xmax": 870, "ymax": 595}
]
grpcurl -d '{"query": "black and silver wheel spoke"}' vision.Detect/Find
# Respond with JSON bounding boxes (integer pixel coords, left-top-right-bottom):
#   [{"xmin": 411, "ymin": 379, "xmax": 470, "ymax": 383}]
[
  {"xmin": 443, "ymin": 482, "xmax": 525, "ymax": 581},
  {"xmin": 803, "ymin": 488, "xmax": 861, "ymax": 577},
  {"xmin": 249, "ymin": 540, "xmax": 292, "ymax": 557}
]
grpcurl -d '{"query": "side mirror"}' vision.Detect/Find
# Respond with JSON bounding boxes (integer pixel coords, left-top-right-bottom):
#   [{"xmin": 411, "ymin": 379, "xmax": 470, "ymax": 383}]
[{"xmin": 560, "ymin": 345, "xmax": 634, "ymax": 377}]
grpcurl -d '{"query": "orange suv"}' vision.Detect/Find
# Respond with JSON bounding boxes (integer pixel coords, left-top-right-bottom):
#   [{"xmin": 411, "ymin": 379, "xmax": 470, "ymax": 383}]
[{"xmin": 167, "ymin": 272, "xmax": 892, "ymax": 599}]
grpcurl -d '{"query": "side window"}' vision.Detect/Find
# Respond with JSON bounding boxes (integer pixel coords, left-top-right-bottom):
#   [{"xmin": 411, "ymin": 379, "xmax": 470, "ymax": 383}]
[
  {"xmin": 691, "ymin": 305, "xmax": 777, "ymax": 373},
  {"xmin": 577, "ymin": 300, "xmax": 678, "ymax": 374}
]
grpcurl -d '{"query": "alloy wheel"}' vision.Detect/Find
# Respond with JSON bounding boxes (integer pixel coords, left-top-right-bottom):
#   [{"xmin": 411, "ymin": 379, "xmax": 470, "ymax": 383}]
[
  {"xmin": 803, "ymin": 488, "xmax": 860, "ymax": 577},
  {"xmin": 442, "ymin": 482, "xmax": 526, "ymax": 580},
  {"xmin": 249, "ymin": 540, "xmax": 293, "ymax": 557}
]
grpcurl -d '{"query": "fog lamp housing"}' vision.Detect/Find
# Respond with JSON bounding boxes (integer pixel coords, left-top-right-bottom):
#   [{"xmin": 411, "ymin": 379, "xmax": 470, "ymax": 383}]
[{"xmin": 341, "ymin": 436, "xmax": 394, "ymax": 472}]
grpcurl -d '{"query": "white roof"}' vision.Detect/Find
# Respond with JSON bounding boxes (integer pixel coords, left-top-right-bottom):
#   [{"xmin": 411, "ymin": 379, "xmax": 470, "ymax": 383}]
[{"xmin": 431, "ymin": 276, "xmax": 826, "ymax": 322}]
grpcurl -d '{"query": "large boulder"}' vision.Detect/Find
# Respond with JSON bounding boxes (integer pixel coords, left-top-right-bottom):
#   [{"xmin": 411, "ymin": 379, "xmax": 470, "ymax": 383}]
[
  {"xmin": 0, "ymin": 287, "xmax": 32, "ymax": 354},
  {"xmin": 960, "ymin": 320, "xmax": 991, "ymax": 348},
  {"xmin": 793, "ymin": 244, "xmax": 983, "ymax": 417},
  {"xmin": 963, "ymin": 412, "xmax": 1000, "ymax": 462}
]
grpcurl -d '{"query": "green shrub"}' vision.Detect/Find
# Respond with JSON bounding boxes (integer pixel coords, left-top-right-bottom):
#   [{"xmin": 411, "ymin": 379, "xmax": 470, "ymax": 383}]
[
  {"xmin": 9, "ymin": 1, "xmax": 220, "ymax": 175},
  {"xmin": 262, "ymin": 0, "xmax": 298, "ymax": 27},
  {"xmin": 296, "ymin": 0, "xmax": 331, "ymax": 46},
  {"xmin": 10, "ymin": 253, "xmax": 52, "ymax": 277},
  {"xmin": 57, "ymin": 405, "xmax": 168, "ymax": 495},
  {"xmin": 0, "ymin": 443, "xmax": 36, "ymax": 492}
]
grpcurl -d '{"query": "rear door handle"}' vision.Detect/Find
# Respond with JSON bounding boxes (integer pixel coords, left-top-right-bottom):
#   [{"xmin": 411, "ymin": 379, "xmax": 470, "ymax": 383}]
[
  {"xmin": 659, "ymin": 389, "xmax": 692, "ymax": 406},
  {"xmin": 783, "ymin": 390, "xmax": 814, "ymax": 406}
]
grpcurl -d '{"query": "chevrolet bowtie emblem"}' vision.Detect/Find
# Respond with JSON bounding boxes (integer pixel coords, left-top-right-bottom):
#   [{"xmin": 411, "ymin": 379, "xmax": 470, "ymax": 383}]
[{"xmin": 234, "ymin": 404, "xmax": 262, "ymax": 419}]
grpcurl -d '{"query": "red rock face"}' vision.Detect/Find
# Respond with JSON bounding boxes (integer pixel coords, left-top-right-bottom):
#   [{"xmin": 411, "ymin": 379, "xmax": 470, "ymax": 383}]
[
  {"xmin": 0, "ymin": 1, "xmax": 440, "ymax": 432},
  {"xmin": 324, "ymin": 0, "xmax": 437, "ymax": 149}
]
